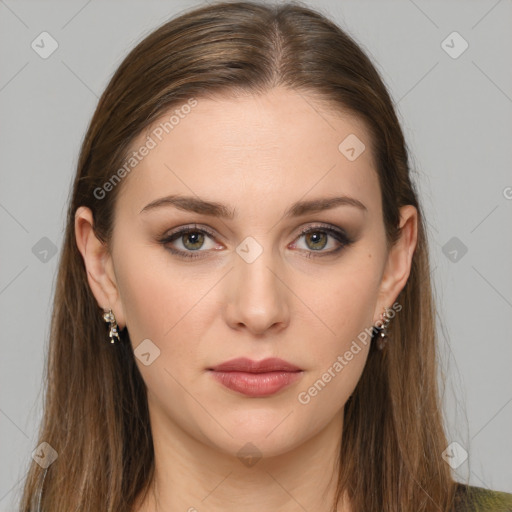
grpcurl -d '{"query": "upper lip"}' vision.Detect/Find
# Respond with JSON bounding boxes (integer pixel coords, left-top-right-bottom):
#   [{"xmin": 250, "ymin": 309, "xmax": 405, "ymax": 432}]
[{"xmin": 208, "ymin": 357, "xmax": 302, "ymax": 373}]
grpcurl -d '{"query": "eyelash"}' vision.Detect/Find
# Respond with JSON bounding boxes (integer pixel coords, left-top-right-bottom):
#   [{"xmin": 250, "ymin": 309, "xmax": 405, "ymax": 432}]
[{"xmin": 158, "ymin": 223, "xmax": 353, "ymax": 261}]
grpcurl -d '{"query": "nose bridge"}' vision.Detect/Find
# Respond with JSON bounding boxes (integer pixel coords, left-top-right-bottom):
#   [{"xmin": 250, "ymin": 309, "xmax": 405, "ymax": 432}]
[
  {"xmin": 235, "ymin": 234, "xmax": 282, "ymax": 298},
  {"xmin": 227, "ymin": 234, "xmax": 289, "ymax": 330}
]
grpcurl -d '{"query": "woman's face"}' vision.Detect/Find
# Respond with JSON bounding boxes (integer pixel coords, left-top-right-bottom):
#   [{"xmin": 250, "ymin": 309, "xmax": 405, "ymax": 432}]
[{"xmin": 77, "ymin": 86, "xmax": 416, "ymax": 459}]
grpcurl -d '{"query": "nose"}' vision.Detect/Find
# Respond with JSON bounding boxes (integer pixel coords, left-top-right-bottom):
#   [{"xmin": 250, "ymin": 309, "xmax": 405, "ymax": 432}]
[{"xmin": 223, "ymin": 243, "xmax": 290, "ymax": 336}]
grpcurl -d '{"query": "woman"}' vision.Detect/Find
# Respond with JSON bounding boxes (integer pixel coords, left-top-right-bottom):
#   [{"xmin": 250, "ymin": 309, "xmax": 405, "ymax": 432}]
[{"xmin": 19, "ymin": 1, "xmax": 512, "ymax": 511}]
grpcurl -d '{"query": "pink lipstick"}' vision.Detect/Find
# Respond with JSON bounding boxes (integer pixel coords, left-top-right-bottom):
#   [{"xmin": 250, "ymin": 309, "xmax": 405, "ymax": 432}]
[{"xmin": 208, "ymin": 357, "xmax": 303, "ymax": 397}]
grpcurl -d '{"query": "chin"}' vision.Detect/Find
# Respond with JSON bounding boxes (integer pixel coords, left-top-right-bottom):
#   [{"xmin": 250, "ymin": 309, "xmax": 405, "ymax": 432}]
[
  {"xmin": 195, "ymin": 409, "xmax": 307, "ymax": 459},
  {"xmin": 205, "ymin": 431, "xmax": 303, "ymax": 463}
]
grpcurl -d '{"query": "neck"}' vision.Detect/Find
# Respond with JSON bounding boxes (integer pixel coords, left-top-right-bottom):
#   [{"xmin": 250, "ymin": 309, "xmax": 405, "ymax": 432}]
[{"xmin": 133, "ymin": 407, "xmax": 350, "ymax": 512}]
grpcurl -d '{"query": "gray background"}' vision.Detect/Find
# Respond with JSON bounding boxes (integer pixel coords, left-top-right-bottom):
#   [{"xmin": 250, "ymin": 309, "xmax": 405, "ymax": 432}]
[{"xmin": 1, "ymin": 0, "xmax": 511, "ymax": 509}]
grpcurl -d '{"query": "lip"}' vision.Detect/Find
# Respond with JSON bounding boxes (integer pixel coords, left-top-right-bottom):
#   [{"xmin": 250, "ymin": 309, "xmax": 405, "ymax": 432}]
[
  {"xmin": 209, "ymin": 357, "xmax": 302, "ymax": 373},
  {"xmin": 208, "ymin": 357, "xmax": 303, "ymax": 397}
]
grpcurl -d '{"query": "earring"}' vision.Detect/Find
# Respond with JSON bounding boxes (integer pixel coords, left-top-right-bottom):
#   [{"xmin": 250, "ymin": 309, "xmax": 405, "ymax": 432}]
[
  {"xmin": 373, "ymin": 306, "xmax": 392, "ymax": 350},
  {"xmin": 103, "ymin": 308, "xmax": 120, "ymax": 344}
]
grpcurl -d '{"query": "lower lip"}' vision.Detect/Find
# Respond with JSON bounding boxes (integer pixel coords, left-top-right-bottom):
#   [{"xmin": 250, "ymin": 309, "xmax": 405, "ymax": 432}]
[{"xmin": 209, "ymin": 370, "xmax": 303, "ymax": 397}]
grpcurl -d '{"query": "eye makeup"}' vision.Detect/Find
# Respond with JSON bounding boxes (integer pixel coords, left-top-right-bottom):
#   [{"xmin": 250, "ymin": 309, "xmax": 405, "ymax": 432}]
[{"xmin": 157, "ymin": 222, "xmax": 355, "ymax": 261}]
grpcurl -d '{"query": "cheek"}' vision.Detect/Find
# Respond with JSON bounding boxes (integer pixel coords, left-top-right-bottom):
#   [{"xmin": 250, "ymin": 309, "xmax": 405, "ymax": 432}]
[
  {"xmin": 112, "ymin": 242, "xmax": 183, "ymax": 356},
  {"xmin": 294, "ymin": 269, "xmax": 376, "ymax": 422},
  {"xmin": 304, "ymin": 252, "xmax": 382, "ymax": 345},
  {"xmin": 116, "ymin": 264, "xmax": 169, "ymax": 346},
  {"xmin": 114, "ymin": 247, "xmax": 215, "ymax": 374},
  {"xmin": 294, "ymin": 245, "xmax": 383, "ymax": 400}
]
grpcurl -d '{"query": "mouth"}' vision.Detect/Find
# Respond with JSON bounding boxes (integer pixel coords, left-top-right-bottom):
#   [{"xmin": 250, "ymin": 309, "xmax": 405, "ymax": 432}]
[{"xmin": 207, "ymin": 357, "xmax": 304, "ymax": 397}]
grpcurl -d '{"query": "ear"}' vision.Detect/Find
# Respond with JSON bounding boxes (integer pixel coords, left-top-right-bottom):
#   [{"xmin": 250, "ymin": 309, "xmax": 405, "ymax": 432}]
[
  {"xmin": 373, "ymin": 205, "xmax": 418, "ymax": 323},
  {"xmin": 74, "ymin": 206, "xmax": 126, "ymax": 330}
]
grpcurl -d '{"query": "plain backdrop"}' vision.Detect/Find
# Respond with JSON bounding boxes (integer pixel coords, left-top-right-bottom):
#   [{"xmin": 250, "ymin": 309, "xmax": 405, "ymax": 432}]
[{"xmin": 1, "ymin": 0, "xmax": 511, "ymax": 509}]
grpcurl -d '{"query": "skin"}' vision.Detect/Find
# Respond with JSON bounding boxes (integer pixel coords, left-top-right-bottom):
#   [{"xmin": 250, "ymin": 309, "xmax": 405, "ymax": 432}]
[{"xmin": 75, "ymin": 86, "xmax": 417, "ymax": 512}]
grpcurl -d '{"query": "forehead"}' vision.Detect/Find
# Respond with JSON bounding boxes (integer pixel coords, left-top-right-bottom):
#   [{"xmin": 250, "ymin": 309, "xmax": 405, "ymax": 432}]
[{"xmin": 115, "ymin": 87, "xmax": 379, "ymax": 218}]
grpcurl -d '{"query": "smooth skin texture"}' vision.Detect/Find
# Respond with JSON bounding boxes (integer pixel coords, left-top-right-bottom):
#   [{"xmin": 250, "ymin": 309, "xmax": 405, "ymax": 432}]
[{"xmin": 75, "ymin": 87, "xmax": 418, "ymax": 512}]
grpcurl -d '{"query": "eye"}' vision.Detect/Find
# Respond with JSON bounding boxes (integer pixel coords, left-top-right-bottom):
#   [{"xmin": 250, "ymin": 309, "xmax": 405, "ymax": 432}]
[
  {"xmin": 291, "ymin": 224, "xmax": 353, "ymax": 258},
  {"xmin": 158, "ymin": 223, "xmax": 353, "ymax": 260},
  {"xmin": 158, "ymin": 224, "xmax": 218, "ymax": 260}
]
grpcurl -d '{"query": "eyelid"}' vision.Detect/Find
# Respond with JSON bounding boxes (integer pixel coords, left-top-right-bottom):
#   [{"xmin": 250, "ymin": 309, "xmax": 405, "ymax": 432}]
[
  {"xmin": 290, "ymin": 223, "xmax": 351, "ymax": 254},
  {"xmin": 161, "ymin": 222, "xmax": 348, "ymax": 241},
  {"xmin": 295, "ymin": 222, "xmax": 349, "ymax": 239},
  {"xmin": 158, "ymin": 222, "xmax": 353, "ymax": 259}
]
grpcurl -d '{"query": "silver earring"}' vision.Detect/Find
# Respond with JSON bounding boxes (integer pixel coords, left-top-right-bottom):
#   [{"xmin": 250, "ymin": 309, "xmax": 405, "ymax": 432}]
[
  {"xmin": 374, "ymin": 306, "xmax": 392, "ymax": 350},
  {"xmin": 103, "ymin": 308, "xmax": 120, "ymax": 344}
]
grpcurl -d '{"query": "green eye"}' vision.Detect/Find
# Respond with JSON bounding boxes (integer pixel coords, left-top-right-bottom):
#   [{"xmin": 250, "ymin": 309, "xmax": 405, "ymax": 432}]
[
  {"xmin": 292, "ymin": 225, "xmax": 352, "ymax": 258},
  {"xmin": 159, "ymin": 223, "xmax": 353, "ymax": 260}
]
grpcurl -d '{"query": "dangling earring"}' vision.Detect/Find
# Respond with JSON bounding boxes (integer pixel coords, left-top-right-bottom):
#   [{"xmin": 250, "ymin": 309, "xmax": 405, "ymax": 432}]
[
  {"xmin": 373, "ymin": 306, "xmax": 392, "ymax": 350},
  {"xmin": 103, "ymin": 308, "xmax": 120, "ymax": 344}
]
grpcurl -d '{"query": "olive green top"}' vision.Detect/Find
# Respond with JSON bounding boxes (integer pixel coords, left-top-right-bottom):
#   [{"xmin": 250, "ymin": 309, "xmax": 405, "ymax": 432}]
[{"xmin": 453, "ymin": 483, "xmax": 512, "ymax": 511}]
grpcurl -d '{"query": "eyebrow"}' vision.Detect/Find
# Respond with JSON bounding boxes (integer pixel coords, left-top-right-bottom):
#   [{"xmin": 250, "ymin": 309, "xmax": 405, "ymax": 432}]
[{"xmin": 139, "ymin": 194, "xmax": 367, "ymax": 218}]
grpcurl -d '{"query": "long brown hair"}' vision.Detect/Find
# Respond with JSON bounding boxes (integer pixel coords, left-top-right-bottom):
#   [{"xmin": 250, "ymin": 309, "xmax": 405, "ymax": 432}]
[{"xmin": 19, "ymin": 1, "xmax": 459, "ymax": 510}]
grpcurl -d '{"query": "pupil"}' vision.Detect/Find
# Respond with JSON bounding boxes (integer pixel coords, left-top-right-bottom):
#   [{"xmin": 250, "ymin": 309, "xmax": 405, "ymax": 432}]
[
  {"xmin": 307, "ymin": 232, "xmax": 327, "ymax": 250},
  {"xmin": 184, "ymin": 232, "xmax": 203, "ymax": 250}
]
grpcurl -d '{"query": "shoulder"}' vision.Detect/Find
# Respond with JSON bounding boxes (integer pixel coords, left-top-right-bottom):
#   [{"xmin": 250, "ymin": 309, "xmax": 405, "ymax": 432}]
[{"xmin": 452, "ymin": 483, "xmax": 512, "ymax": 512}]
